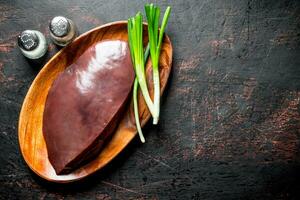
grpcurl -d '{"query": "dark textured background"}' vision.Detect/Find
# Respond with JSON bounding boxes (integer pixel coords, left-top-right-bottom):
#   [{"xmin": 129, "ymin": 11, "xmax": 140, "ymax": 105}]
[{"xmin": 1, "ymin": 0, "xmax": 300, "ymax": 199}]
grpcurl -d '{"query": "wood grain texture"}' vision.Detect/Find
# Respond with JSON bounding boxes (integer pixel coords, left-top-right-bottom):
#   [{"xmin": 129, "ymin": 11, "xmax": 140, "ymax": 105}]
[
  {"xmin": 18, "ymin": 21, "xmax": 172, "ymax": 183},
  {"xmin": 1, "ymin": 0, "xmax": 300, "ymax": 199}
]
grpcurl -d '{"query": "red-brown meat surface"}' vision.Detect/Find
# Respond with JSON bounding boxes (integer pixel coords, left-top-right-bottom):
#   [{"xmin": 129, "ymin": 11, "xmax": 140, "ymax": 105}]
[{"xmin": 43, "ymin": 40, "xmax": 134, "ymax": 175}]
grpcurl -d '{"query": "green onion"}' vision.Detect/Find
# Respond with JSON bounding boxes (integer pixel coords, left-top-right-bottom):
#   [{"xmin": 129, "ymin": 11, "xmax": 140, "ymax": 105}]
[
  {"xmin": 145, "ymin": 4, "xmax": 171, "ymax": 124},
  {"xmin": 128, "ymin": 6, "xmax": 171, "ymax": 142},
  {"xmin": 132, "ymin": 44, "xmax": 150, "ymax": 143},
  {"xmin": 128, "ymin": 12, "xmax": 154, "ymax": 142}
]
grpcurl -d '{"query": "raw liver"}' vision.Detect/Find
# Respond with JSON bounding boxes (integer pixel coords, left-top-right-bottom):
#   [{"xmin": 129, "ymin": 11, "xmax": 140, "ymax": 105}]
[{"xmin": 42, "ymin": 40, "xmax": 134, "ymax": 175}]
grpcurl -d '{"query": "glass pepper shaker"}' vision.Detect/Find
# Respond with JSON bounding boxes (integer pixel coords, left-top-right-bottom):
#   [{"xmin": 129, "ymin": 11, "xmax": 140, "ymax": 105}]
[
  {"xmin": 17, "ymin": 30, "xmax": 47, "ymax": 59},
  {"xmin": 49, "ymin": 16, "xmax": 77, "ymax": 47}
]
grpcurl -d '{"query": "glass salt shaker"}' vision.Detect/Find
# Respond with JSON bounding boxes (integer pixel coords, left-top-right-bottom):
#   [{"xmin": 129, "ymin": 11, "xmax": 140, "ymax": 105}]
[
  {"xmin": 17, "ymin": 30, "xmax": 47, "ymax": 59},
  {"xmin": 49, "ymin": 16, "xmax": 77, "ymax": 47}
]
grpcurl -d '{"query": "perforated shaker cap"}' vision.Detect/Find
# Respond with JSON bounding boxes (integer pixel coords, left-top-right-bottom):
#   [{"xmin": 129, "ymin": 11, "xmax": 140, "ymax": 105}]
[
  {"xmin": 49, "ymin": 16, "xmax": 70, "ymax": 37},
  {"xmin": 18, "ymin": 30, "xmax": 39, "ymax": 51}
]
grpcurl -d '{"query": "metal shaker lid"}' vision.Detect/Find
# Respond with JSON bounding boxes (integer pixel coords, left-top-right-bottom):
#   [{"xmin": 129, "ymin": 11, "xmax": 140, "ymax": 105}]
[
  {"xmin": 49, "ymin": 16, "xmax": 70, "ymax": 37},
  {"xmin": 18, "ymin": 30, "xmax": 39, "ymax": 51}
]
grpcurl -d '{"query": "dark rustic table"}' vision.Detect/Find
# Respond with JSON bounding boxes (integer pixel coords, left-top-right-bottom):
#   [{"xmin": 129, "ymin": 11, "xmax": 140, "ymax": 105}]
[{"xmin": 1, "ymin": 0, "xmax": 300, "ymax": 199}]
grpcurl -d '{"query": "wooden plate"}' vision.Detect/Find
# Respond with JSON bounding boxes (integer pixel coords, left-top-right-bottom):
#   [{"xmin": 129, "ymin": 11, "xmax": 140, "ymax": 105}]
[{"xmin": 18, "ymin": 21, "xmax": 173, "ymax": 183}]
